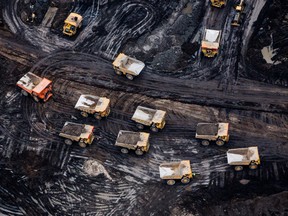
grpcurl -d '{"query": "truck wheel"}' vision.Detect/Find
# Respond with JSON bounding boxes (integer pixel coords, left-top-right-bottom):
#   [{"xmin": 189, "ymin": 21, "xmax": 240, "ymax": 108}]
[
  {"xmin": 81, "ymin": 111, "xmax": 88, "ymax": 117},
  {"xmin": 65, "ymin": 139, "xmax": 73, "ymax": 145},
  {"xmin": 126, "ymin": 74, "xmax": 134, "ymax": 80},
  {"xmin": 216, "ymin": 140, "xmax": 225, "ymax": 146},
  {"xmin": 135, "ymin": 149, "xmax": 144, "ymax": 156},
  {"xmin": 249, "ymin": 163, "xmax": 258, "ymax": 170},
  {"xmin": 33, "ymin": 95, "xmax": 39, "ymax": 102},
  {"xmin": 115, "ymin": 70, "xmax": 122, "ymax": 75},
  {"xmin": 150, "ymin": 126, "xmax": 158, "ymax": 132},
  {"xmin": 21, "ymin": 90, "xmax": 28, "ymax": 96},
  {"xmin": 94, "ymin": 113, "xmax": 102, "ymax": 120},
  {"xmin": 121, "ymin": 148, "xmax": 129, "ymax": 154},
  {"xmin": 234, "ymin": 165, "xmax": 243, "ymax": 171},
  {"xmin": 201, "ymin": 140, "xmax": 210, "ymax": 146},
  {"xmin": 136, "ymin": 124, "xmax": 144, "ymax": 130},
  {"xmin": 181, "ymin": 177, "xmax": 190, "ymax": 184},
  {"xmin": 79, "ymin": 141, "xmax": 86, "ymax": 148},
  {"xmin": 167, "ymin": 180, "xmax": 175, "ymax": 186}
]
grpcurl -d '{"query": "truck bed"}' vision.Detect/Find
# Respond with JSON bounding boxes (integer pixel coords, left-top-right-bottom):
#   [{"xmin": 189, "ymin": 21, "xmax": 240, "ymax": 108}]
[
  {"xmin": 159, "ymin": 160, "xmax": 191, "ymax": 179},
  {"xmin": 196, "ymin": 123, "xmax": 218, "ymax": 135},
  {"xmin": 132, "ymin": 106, "xmax": 166, "ymax": 125},
  {"xmin": 17, "ymin": 72, "xmax": 42, "ymax": 91},
  {"xmin": 227, "ymin": 147, "xmax": 259, "ymax": 165},
  {"xmin": 59, "ymin": 122, "xmax": 94, "ymax": 140},
  {"xmin": 115, "ymin": 130, "xmax": 149, "ymax": 149},
  {"xmin": 113, "ymin": 53, "xmax": 145, "ymax": 75},
  {"xmin": 75, "ymin": 95, "xmax": 109, "ymax": 113},
  {"xmin": 202, "ymin": 29, "xmax": 221, "ymax": 49}
]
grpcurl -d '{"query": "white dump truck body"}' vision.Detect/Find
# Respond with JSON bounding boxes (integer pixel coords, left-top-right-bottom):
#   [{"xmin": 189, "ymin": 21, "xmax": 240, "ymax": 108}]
[
  {"xmin": 113, "ymin": 53, "xmax": 145, "ymax": 76},
  {"xmin": 132, "ymin": 106, "xmax": 166, "ymax": 126},
  {"xmin": 17, "ymin": 72, "xmax": 43, "ymax": 92},
  {"xmin": 75, "ymin": 94, "xmax": 110, "ymax": 113},
  {"xmin": 115, "ymin": 130, "xmax": 150, "ymax": 150},
  {"xmin": 227, "ymin": 147, "xmax": 260, "ymax": 165},
  {"xmin": 159, "ymin": 160, "xmax": 192, "ymax": 180},
  {"xmin": 59, "ymin": 122, "xmax": 94, "ymax": 141},
  {"xmin": 65, "ymin": 13, "xmax": 83, "ymax": 27},
  {"xmin": 201, "ymin": 29, "xmax": 222, "ymax": 50}
]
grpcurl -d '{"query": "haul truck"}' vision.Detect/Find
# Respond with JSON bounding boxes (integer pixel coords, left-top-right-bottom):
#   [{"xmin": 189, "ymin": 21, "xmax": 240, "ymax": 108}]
[
  {"xmin": 159, "ymin": 160, "xmax": 194, "ymax": 185},
  {"xmin": 232, "ymin": 0, "xmax": 246, "ymax": 26},
  {"xmin": 227, "ymin": 146, "xmax": 260, "ymax": 171},
  {"xmin": 210, "ymin": 0, "xmax": 226, "ymax": 8},
  {"xmin": 115, "ymin": 130, "xmax": 150, "ymax": 155},
  {"xmin": 112, "ymin": 53, "xmax": 145, "ymax": 80},
  {"xmin": 17, "ymin": 72, "xmax": 52, "ymax": 102},
  {"xmin": 132, "ymin": 106, "xmax": 166, "ymax": 132},
  {"xmin": 59, "ymin": 122, "xmax": 94, "ymax": 148},
  {"xmin": 201, "ymin": 29, "xmax": 222, "ymax": 57},
  {"xmin": 63, "ymin": 13, "xmax": 83, "ymax": 36},
  {"xmin": 196, "ymin": 123, "xmax": 229, "ymax": 146},
  {"xmin": 75, "ymin": 94, "xmax": 110, "ymax": 120}
]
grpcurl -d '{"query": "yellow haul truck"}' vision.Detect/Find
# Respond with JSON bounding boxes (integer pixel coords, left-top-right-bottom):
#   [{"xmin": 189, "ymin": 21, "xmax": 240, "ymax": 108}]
[
  {"xmin": 63, "ymin": 13, "xmax": 83, "ymax": 36},
  {"xmin": 112, "ymin": 53, "xmax": 145, "ymax": 80},
  {"xmin": 201, "ymin": 29, "xmax": 222, "ymax": 57},
  {"xmin": 75, "ymin": 94, "xmax": 110, "ymax": 120},
  {"xmin": 59, "ymin": 122, "xmax": 94, "ymax": 148},
  {"xmin": 232, "ymin": 0, "xmax": 246, "ymax": 27},
  {"xmin": 132, "ymin": 106, "xmax": 166, "ymax": 132},
  {"xmin": 159, "ymin": 160, "xmax": 194, "ymax": 185},
  {"xmin": 195, "ymin": 123, "xmax": 229, "ymax": 146},
  {"xmin": 210, "ymin": 0, "xmax": 226, "ymax": 8},
  {"xmin": 115, "ymin": 130, "xmax": 150, "ymax": 155},
  {"xmin": 227, "ymin": 146, "xmax": 260, "ymax": 171}
]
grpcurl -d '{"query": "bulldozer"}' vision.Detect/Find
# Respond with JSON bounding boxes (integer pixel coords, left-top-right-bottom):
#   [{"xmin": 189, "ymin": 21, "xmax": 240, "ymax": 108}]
[
  {"xmin": 112, "ymin": 53, "xmax": 145, "ymax": 80},
  {"xmin": 210, "ymin": 0, "xmax": 226, "ymax": 8},
  {"xmin": 159, "ymin": 160, "xmax": 194, "ymax": 185},
  {"xmin": 195, "ymin": 123, "xmax": 229, "ymax": 146},
  {"xmin": 115, "ymin": 130, "xmax": 150, "ymax": 155},
  {"xmin": 132, "ymin": 106, "xmax": 166, "ymax": 132},
  {"xmin": 59, "ymin": 122, "xmax": 95, "ymax": 148},
  {"xmin": 63, "ymin": 13, "xmax": 83, "ymax": 36},
  {"xmin": 74, "ymin": 94, "xmax": 110, "ymax": 120},
  {"xmin": 16, "ymin": 72, "xmax": 53, "ymax": 102},
  {"xmin": 201, "ymin": 29, "xmax": 222, "ymax": 57},
  {"xmin": 227, "ymin": 146, "xmax": 260, "ymax": 171}
]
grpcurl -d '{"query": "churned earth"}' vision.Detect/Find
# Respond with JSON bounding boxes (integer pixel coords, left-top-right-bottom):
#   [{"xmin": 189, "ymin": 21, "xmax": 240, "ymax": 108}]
[{"xmin": 0, "ymin": 0, "xmax": 287, "ymax": 215}]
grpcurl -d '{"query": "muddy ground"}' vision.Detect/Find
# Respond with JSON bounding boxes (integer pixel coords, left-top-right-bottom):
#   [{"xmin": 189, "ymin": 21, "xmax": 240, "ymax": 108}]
[{"xmin": 0, "ymin": 0, "xmax": 287, "ymax": 215}]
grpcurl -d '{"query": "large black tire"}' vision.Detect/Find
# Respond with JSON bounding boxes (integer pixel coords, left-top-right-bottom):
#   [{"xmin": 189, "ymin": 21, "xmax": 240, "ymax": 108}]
[
  {"xmin": 65, "ymin": 139, "xmax": 73, "ymax": 145},
  {"xmin": 135, "ymin": 149, "xmax": 144, "ymax": 156},
  {"xmin": 79, "ymin": 141, "xmax": 86, "ymax": 148},
  {"xmin": 150, "ymin": 126, "xmax": 159, "ymax": 132},
  {"xmin": 234, "ymin": 165, "xmax": 243, "ymax": 171},
  {"xmin": 94, "ymin": 113, "xmax": 102, "ymax": 120},
  {"xmin": 21, "ymin": 90, "xmax": 28, "ymax": 96},
  {"xmin": 32, "ymin": 95, "xmax": 39, "ymax": 102},
  {"xmin": 201, "ymin": 140, "xmax": 210, "ymax": 146},
  {"xmin": 81, "ymin": 111, "xmax": 88, "ymax": 117},
  {"xmin": 121, "ymin": 148, "xmax": 129, "ymax": 154},
  {"xmin": 216, "ymin": 140, "xmax": 225, "ymax": 146},
  {"xmin": 181, "ymin": 177, "xmax": 190, "ymax": 184},
  {"xmin": 249, "ymin": 163, "xmax": 258, "ymax": 170},
  {"xmin": 126, "ymin": 74, "xmax": 134, "ymax": 80},
  {"xmin": 167, "ymin": 179, "xmax": 176, "ymax": 186},
  {"xmin": 115, "ymin": 70, "xmax": 122, "ymax": 75},
  {"xmin": 136, "ymin": 124, "xmax": 144, "ymax": 130}
]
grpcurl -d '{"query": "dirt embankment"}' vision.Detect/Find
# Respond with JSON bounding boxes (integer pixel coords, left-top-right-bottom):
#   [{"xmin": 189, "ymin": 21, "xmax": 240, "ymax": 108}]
[{"xmin": 246, "ymin": 0, "xmax": 288, "ymax": 86}]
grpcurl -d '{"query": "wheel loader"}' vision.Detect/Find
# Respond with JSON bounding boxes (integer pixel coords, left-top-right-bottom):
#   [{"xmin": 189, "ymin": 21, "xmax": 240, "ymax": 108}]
[
  {"xmin": 195, "ymin": 123, "xmax": 229, "ymax": 146},
  {"xmin": 210, "ymin": 0, "xmax": 226, "ymax": 8},
  {"xmin": 115, "ymin": 130, "xmax": 150, "ymax": 155},
  {"xmin": 132, "ymin": 106, "xmax": 166, "ymax": 132},
  {"xmin": 112, "ymin": 53, "xmax": 145, "ymax": 80},
  {"xmin": 201, "ymin": 29, "xmax": 222, "ymax": 57},
  {"xmin": 16, "ymin": 72, "xmax": 53, "ymax": 102},
  {"xmin": 75, "ymin": 94, "xmax": 110, "ymax": 120},
  {"xmin": 159, "ymin": 160, "xmax": 194, "ymax": 185},
  {"xmin": 227, "ymin": 146, "xmax": 260, "ymax": 171},
  {"xmin": 59, "ymin": 122, "xmax": 95, "ymax": 148},
  {"xmin": 63, "ymin": 13, "xmax": 83, "ymax": 36}
]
